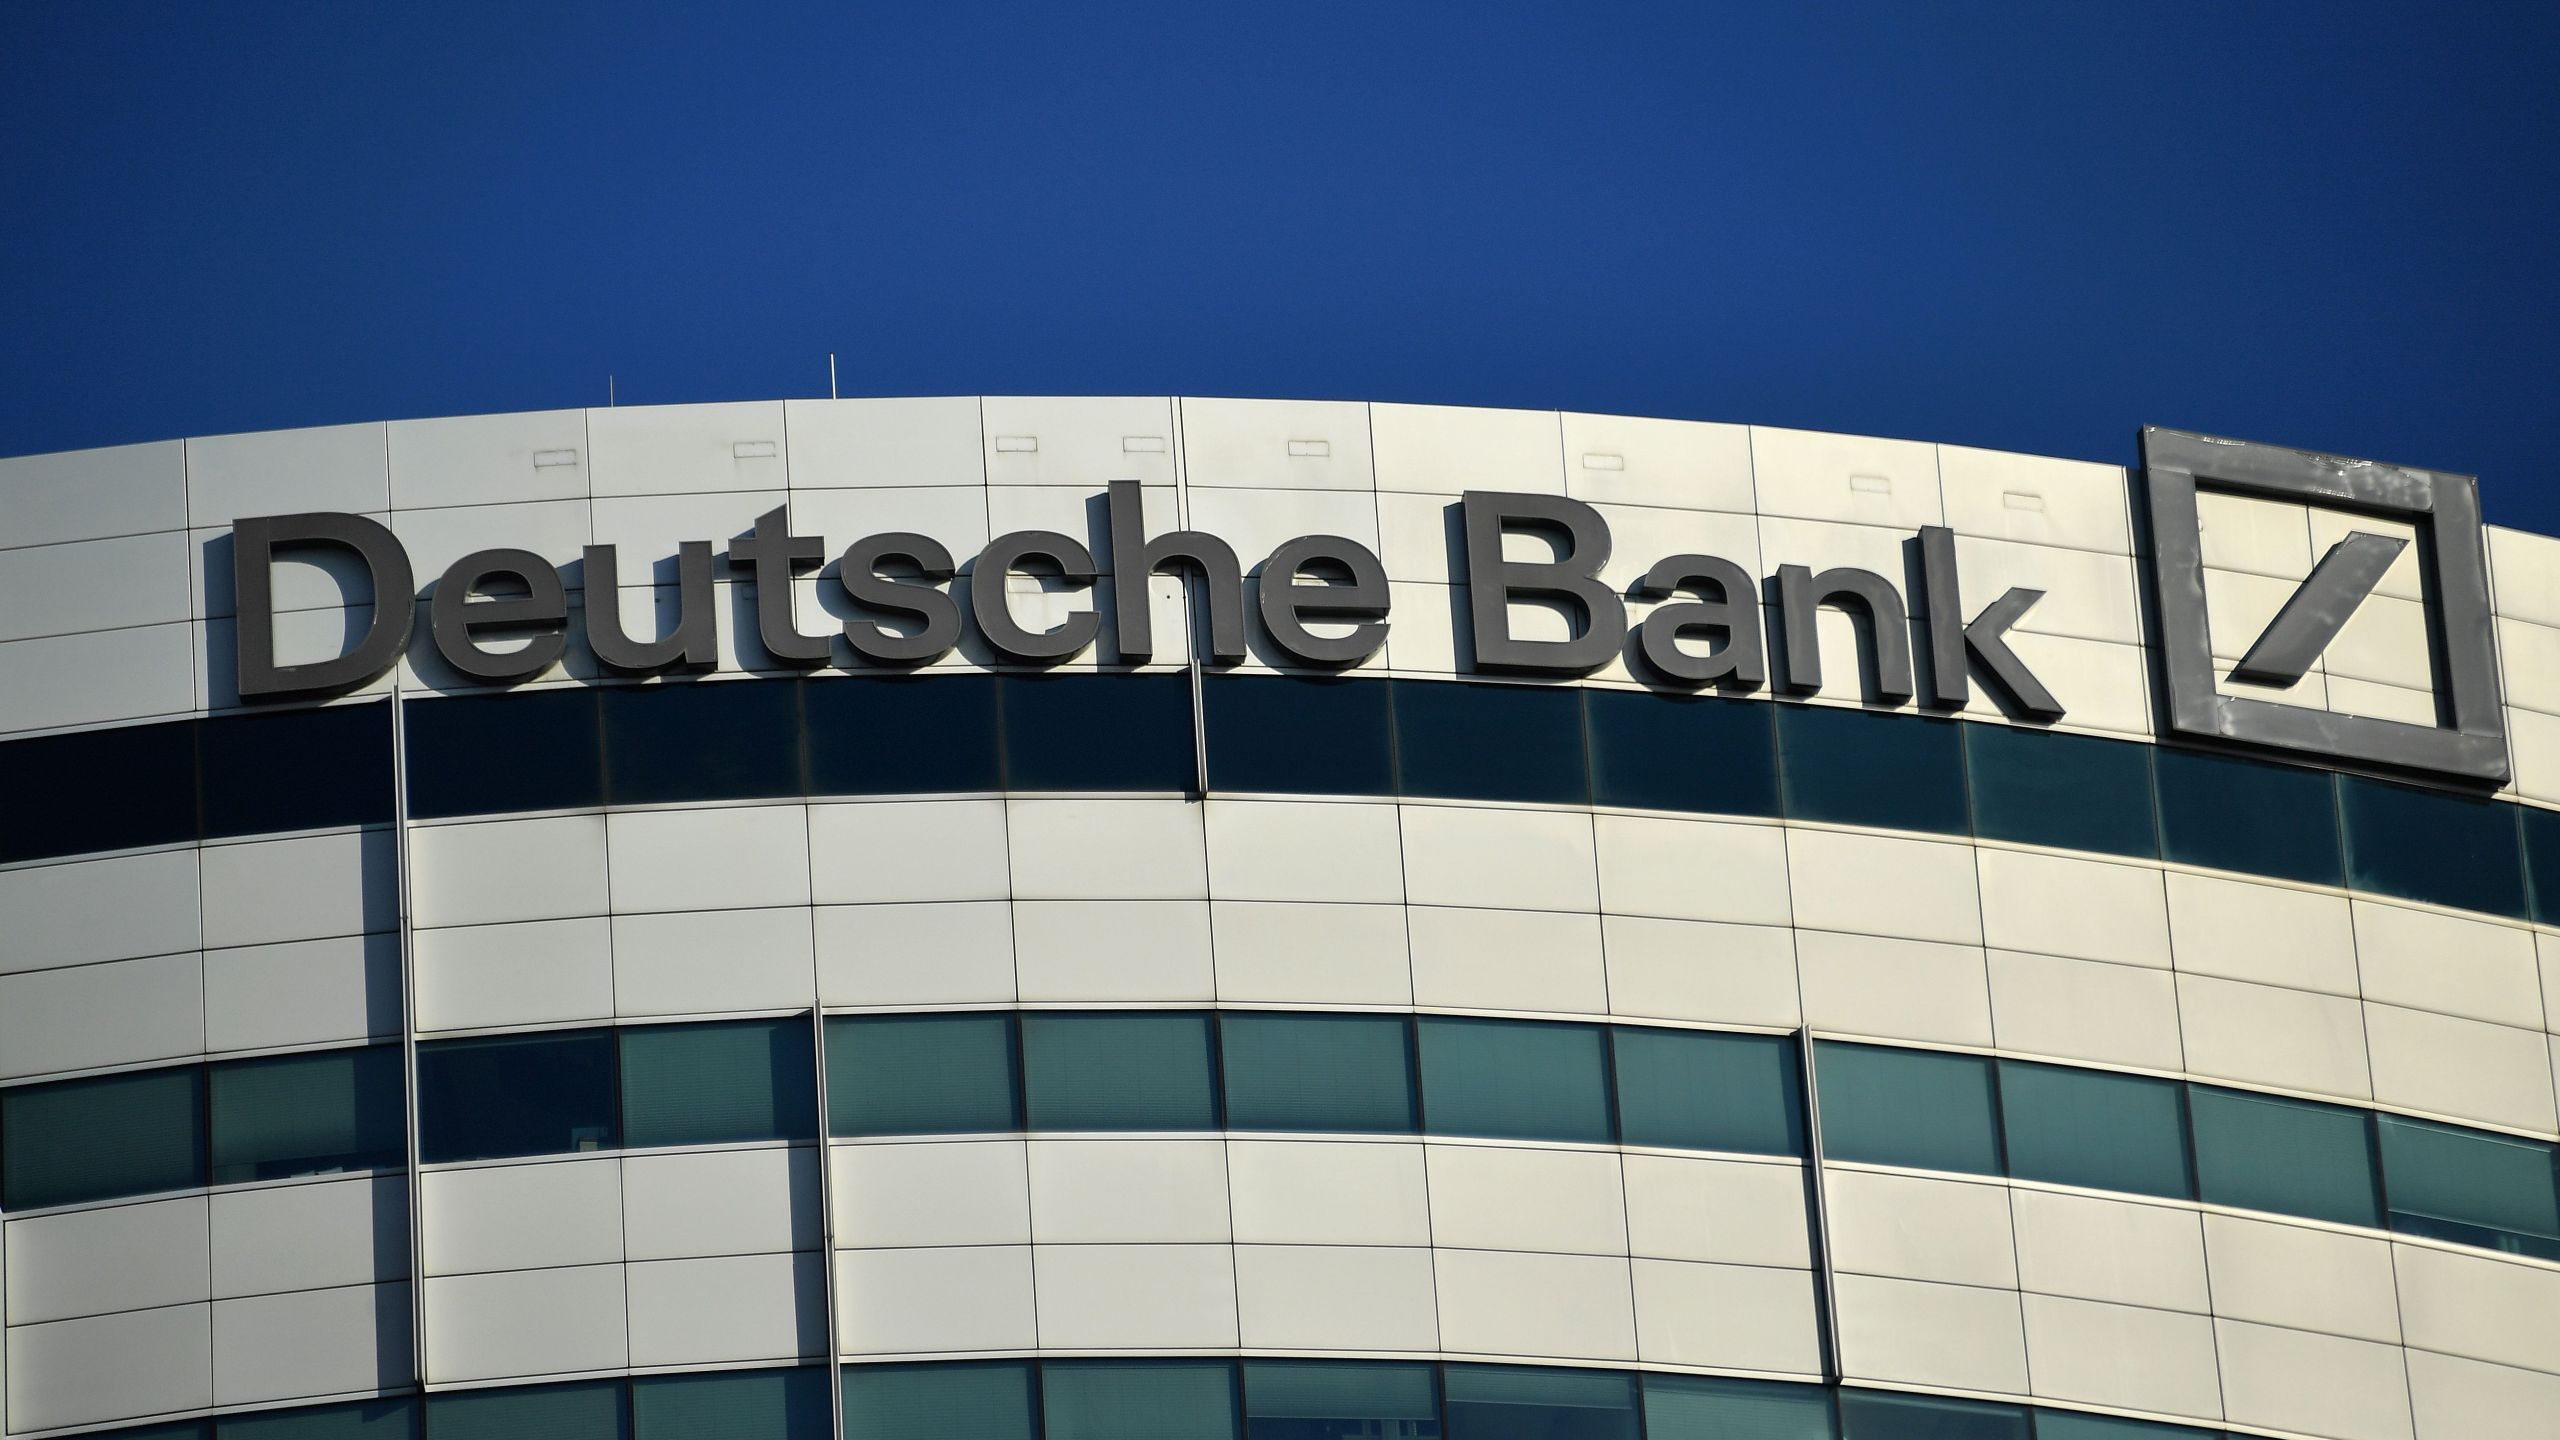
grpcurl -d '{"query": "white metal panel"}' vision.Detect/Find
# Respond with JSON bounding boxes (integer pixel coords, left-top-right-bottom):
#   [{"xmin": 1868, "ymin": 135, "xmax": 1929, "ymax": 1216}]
[
  {"xmin": 2405, "ymin": 1349, "xmax": 2560, "ymax": 1440},
  {"xmin": 2009, "ymin": 1189, "xmax": 2208, "ymax": 1313},
  {"xmin": 830, "ymin": 1141, "xmax": 1030, "ymax": 1249},
  {"xmin": 2202, "ymin": 1213, "xmax": 2402, "ymax": 1344},
  {"xmin": 1369, "ymin": 403, "xmax": 1563, "ymax": 497},
  {"xmin": 1619, "ymin": 1155, "xmax": 1812, "ymax": 1268},
  {"xmin": 413, "ymin": 916, "xmax": 615, "ymax": 1032},
  {"xmin": 1204, "ymin": 799, "xmax": 1406, "ymax": 903},
  {"xmin": 808, "ymin": 799, "xmax": 1011, "ymax": 904},
  {"xmin": 2351, "ymin": 900, "xmax": 2542, "ymax": 1029},
  {"xmin": 2022, "ymin": 1293, "xmax": 2222, "ymax": 1421},
  {"xmin": 833, "ymin": 1245, "xmax": 1035, "ymax": 1355},
  {"xmin": 1786, "ymin": 829, "xmax": 1981, "ymax": 946},
  {"xmin": 2393, "ymin": 1242, "xmax": 2560, "ymax": 1377},
  {"xmin": 587, "ymin": 401, "xmax": 787, "ymax": 498},
  {"xmin": 408, "ymin": 815, "xmax": 610, "ymax": 930},
  {"xmin": 2365, "ymin": 1002, "xmax": 2560, "ymax": 1134},
  {"xmin": 1007, "ymin": 799, "xmax": 1208, "ymax": 901},
  {"xmin": 1430, "ymin": 1249, "xmax": 1635, "ymax": 1361},
  {"xmin": 1406, "ymin": 905, "xmax": 1607, "ymax": 1015},
  {"xmin": 1629, "ymin": 1259, "xmax": 1822, "ymax": 1374},
  {"xmin": 1796, "ymin": 931, "xmax": 1993, "ymax": 1047},
  {"xmin": 611, "ymin": 906, "xmax": 814, "ymax": 1018},
  {"xmin": 211, "ymin": 1280, "xmax": 411, "ymax": 1405},
  {"xmin": 1210, "ymin": 899, "xmax": 1412, "ymax": 1007},
  {"xmin": 1985, "ymin": 949, "xmax": 2183, "ymax": 1071},
  {"xmin": 1426, "ymin": 1144, "xmax": 1628, "ymax": 1256},
  {"xmin": 2166, "ymin": 871, "xmax": 2359, "ymax": 996},
  {"xmin": 421, "ymin": 1263, "xmax": 626, "ymax": 1383},
  {"xmin": 391, "ymin": 498, "xmax": 592, "ymax": 583},
  {"xmin": 1560, "ymin": 412, "xmax": 1753, "ymax": 515},
  {"xmin": 1975, "ymin": 849, "xmax": 2168, "ymax": 969},
  {"xmin": 1027, "ymin": 1139, "xmax": 1231, "ymax": 1244},
  {"xmin": 1400, "ymin": 803, "xmax": 1598, "ymax": 913},
  {"xmin": 1010, "ymin": 899, "xmax": 1214, "ymax": 1003},
  {"xmin": 388, "ymin": 409, "xmax": 590, "ymax": 511},
  {"xmin": 199, "ymin": 830, "xmax": 393, "ymax": 950},
  {"xmin": 420, "ymin": 1157, "xmax": 624, "ymax": 1276},
  {"xmin": 622, "ymin": 1147, "xmax": 821, "ymax": 1261},
  {"xmin": 1594, "ymin": 815, "xmax": 1791, "ymax": 927},
  {"xmin": 2213, "ymin": 1319, "xmax": 2414, "ymax": 1440},
  {"xmin": 625, "ymin": 1252, "xmax": 825, "ymax": 1366},
  {"xmin": 1823, "ymin": 1169, "xmax": 2017, "ymax": 1288},
  {"xmin": 0, "ymin": 532, "xmax": 194, "ymax": 644},
  {"xmin": 187, "ymin": 423, "xmax": 390, "ymax": 528},
  {"xmin": 210, "ymin": 1175, "xmax": 406, "ymax": 1299},
  {"xmin": 0, "ymin": 950, "xmax": 203, "ymax": 1081},
  {"xmin": 5, "ymin": 1196, "xmax": 210, "ymax": 1325},
  {"xmin": 0, "ymin": 622, "xmax": 198, "ymax": 734},
  {"xmin": 0, "ymin": 440, "xmax": 187, "ymax": 551},
  {"xmin": 1830, "ymin": 1274, "xmax": 2027, "ymax": 1394},
  {"xmin": 0, "ymin": 848, "xmax": 199, "ymax": 977},
  {"xmin": 1180, "ymin": 397, "xmax": 1376, "ymax": 493},
  {"xmin": 1234, "ymin": 1244, "xmax": 1438, "ymax": 1351},
  {"xmin": 606, "ymin": 804, "xmax": 811, "ymax": 914},
  {"xmin": 202, "ymin": 933, "xmax": 398, "ymax": 1052},
  {"xmin": 1183, "ymin": 486, "xmax": 1383, "ymax": 563},
  {"xmin": 1030, "ymin": 1243, "xmax": 1238, "ymax": 1349},
  {"xmin": 1226, "ymin": 1139, "xmax": 1431, "ymax": 1247},
  {"xmin": 2175, "ymin": 973, "xmax": 2373, "ymax": 1100},
  {"xmin": 1603, "ymin": 916, "xmax": 1801, "ymax": 1030},
  {"xmin": 5, "ymin": 1302, "xmax": 211, "ymax": 1431},
  {"xmin": 813, "ymin": 900, "xmax": 1016, "ymax": 1008},
  {"xmin": 980, "ymin": 396, "xmax": 1175, "ymax": 490},
  {"xmin": 1750, "ymin": 427, "xmax": 1941, "ymax": 530},
  {"xmin": 786, "ymin": 396, "xmax": 985, "ymax": 491},
  {"xmin": 1936, "ymin": 445, "xmax": 2131, "ymax": 555}
]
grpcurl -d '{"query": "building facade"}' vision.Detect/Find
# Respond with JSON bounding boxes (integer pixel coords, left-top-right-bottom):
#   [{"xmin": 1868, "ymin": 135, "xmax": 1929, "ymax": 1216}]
[{"xmin": 2, "ymin": 397, "xmax": 2557, "ymax": 1440}]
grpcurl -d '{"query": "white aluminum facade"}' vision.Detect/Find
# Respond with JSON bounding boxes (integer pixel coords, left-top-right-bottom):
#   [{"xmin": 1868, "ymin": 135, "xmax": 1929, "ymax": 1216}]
[{"xmin": 3, "ymin": 398, "xmax": 2559, "ymax": 1440}]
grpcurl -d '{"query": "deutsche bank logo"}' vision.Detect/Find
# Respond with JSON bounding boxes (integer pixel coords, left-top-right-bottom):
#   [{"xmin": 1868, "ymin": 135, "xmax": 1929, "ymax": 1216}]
[{"xmin": 2141, "ymin": 427, "xmax": 2509, "ymax": 784}]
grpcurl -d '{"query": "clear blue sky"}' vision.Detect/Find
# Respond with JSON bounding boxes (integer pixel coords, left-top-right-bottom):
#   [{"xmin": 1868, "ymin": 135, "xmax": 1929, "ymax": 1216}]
[{"xmin": 6, "ymin": 3, "xmax": 2557, "ymax": 525}]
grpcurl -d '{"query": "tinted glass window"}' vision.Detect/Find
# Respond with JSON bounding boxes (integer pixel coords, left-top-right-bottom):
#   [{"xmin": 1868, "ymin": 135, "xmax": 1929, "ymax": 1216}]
[
  {"xmin": 403, "ymin": 688, "xmax": 603, "ymax": 820},
  {"xmin": 1022, "ymin": 1013, "xmax": 1220, "ymax": 1131},
  {"xmin": 1814, "ymin": 1043, "xmax": 2001, "ymax": 1177},
  {"xmin": 804, "ymin": 676, "xmax": 1001, "ymax": 795},
  {"xmin": 2153, "ymin": 748, "xmax": 2341, "ymax": 887},
  {"xmin": 2377, "ymin": 1114, "xmax": 2560, "ymax": 1260},
  {"xmin": 1, "ymin": 1066, "xmax": 205, "ymax": 1209},
  {"xmin": 201, "ymin": 702, "xmax": 394, "ymax": 837},
  {"xmin": 1641, "ymin": 1375, "xmax": 1832, "ymax": 1440},
  {"xmin": 209, "ymin": 1045, "xmax": 404, "ymax": 1183},
  {"xmin": 826, "ymin": 1014, "xmax": 1021, "ymax": 1137},
  {"xmin": 417, "ymin": 1029, "xmax": 617, "ymax": 1163},
  {"xmin": 0, "ymin": 719, "xmax": 197, "ymax": 863},
  {"xmin": 1043, "ymin": 1360, "xmax": 1239, "ymax": 1440},
  {"xmin": 632, "ymin": 1368, "xmax": 830, "ymax": 1440},
  {"xmin": 2341, "ymin": 775, "xmax": 2527, "ymax": 918},
  {"xmin": 1418, "ymin": 1018, "xmax": 1612, "ymax": 1144},
  {"xmin": 2522, "ymin": 804, "xmax": 2560, "ymax": 927},
  {"xmin": 1244, "ymin": 1361, "xmax": 1438, "ymax": 1440},
  {"xmin": 427, "ymin": 1380, "xmax": 627, "ymax": 1440},
  {"xmin": 1775, "ymin": 704, "xmax": 1967, "ymax": 835},
  {"xmin": 1001, "ymin": 673, "xmax": 1195, "ymax": 792},
  {"xmin": 1613, "ymin": 1028, "xmax": 1805, "ymax": 1156},
  {"xmin": 620, "ymin": 1017, "xmax": 817, "ymax": 1148},
  {"xmin": 1393, "ymin": 681, "xmax": 1588, "ymax": 805},
  {"xmin": 1221, "ymin": 1013, "xmax": 1416, "ymax": 1134},
  {"xmin": 1964, "ymin": 723, "xmax": 2155, "ymax": 859},
  {"xmin": 603, "ymin": 680, "xmax": 802, "ymax": 806},
  {"xmin": 841, "ymin": 1362, "xmax": 1037, "ymax": 1440},
  {"xmin": 1835, "ymin": 1392, "xmax": 2028, "ymax": 1439},
  {"xmin": 1998, "ymin": 1061, "xmax": 2190, "ymax": 1199},
  {"xmin": 221, "ymin": 1400, "xmax": 415, "ymax": 1440},
  {"xmin": 2189, "ymin": 1085, "xmax": 2380, "ymax": 1228},
  {"xmin": 1443, "ymin": 1366, "xmax": 1636, "ymax": 1440},
  {"xmin": 1584, "ymin": 689, "xmax": 1779, "ymax": 818},
  {"xmin": 1202, "ymin": 675, "xmax": 1394, "ymax": 797}
]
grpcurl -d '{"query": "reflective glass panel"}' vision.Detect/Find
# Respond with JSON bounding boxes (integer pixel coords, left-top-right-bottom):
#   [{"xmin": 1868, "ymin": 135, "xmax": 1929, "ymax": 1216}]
[
  {"xmin": 620, "ymin": 1017, "xmax": 817, "ymax": 1148},
  {"xmin": 1022, "ymin": 1013, "xmax": 1220, "ymax": 1131},
  {"xmin": 1775, "ymin": 704, "xmax": 1967, "ymax": 835},
  {"xmin": 841, "ymin": 1362, "xmax": 1037, "ymax": 1440},
  {"xmin": 1963, "ymin": 723, "xmax": 2156, "ymax": 859},
  {"xmin": 417, "ymin": 1029, "xmax": 617, "ymax": 1163},
  {"xmin": 1043, "ymin": 1359, "xmax": 1240, "ymax": 1440},
  {"xmin": 2032, "ymin": 1412, "xmax": 2225, "ymax": 1439},
  {"xmin": 2340, "ymin": 775, "xmax": 2527, "ymax": 918},
  {"xmin": 1202, "ymin": 675, "xmax": 1394, "ymax": 797},
  {"xmin": 602, "ymin": 680, "xmax": 802, "ymax": 806},
  {"xmin": 1612, "ymin": 1028, "xmax": 1805, "ymax": 1156},
  {"xmin": 1998, "ymin": 1060, "xmax": 2191, "ymax": 1199},
  {"xmin": 826, "ymin": 1013, "xmax": 1021, "ymax": 1137},
  {"xmin": 201, "ymin": 702, "xmax": 394, "ymax": 837},
  {"xmin": 427, "ymin": 1380, "xmax": 627, "ymax": 1440},
  {"xmin": 0, "ymin": 1065, "xmax": 205, "ymax": 1209},
  {"xmin": 2153, "ymin": 748, "xmax": 2341, "ymax": 887},
  {"xmin": 1222, "ymin": 1013, "xmax": 1416, "ymax": 1134},
  {"xmin": 1001, "ymin": 673, "xmax": 1196, "ymax": 792},
  {"xmin": 209, "ymin": 1044, "xmax": 405, "ymax": 1183},
  {"xmin": 1641, "ymin": 1374, "xmax": 1833, "ymax": 1440},
  {"xmin": 1584, "ymin": 689, "xmax": 1780, "ymax": 818},
  {"xmin": 1244, "ymin": 1360, "xmax": 1439, "ymax": 1440},
  {"xmin": 1836, "ymin": 1391, "xmax": 2028, "ymax": 1439},
  {"xmin": 2523, "ymin": 803, "xmax": 2560, "ymax": 926},
  {"xmin": 1417, "ymin": 1018, "xmax": 1612, "ymax": 1144},
  {"xmin": 0, "ymin": 718, "xmax": 198, "ymax": 863},
  {"xmin": 1392, "ymin": 681, "xmax": 1588, "ymax": 805},
  {"xmin": 403, "ymin": 688, "xmax": 603, "ymax": 820},
  {"xmin": 804, "ymin": 676, "xmax": 1001, "ymax": 795},
  {"xmin": 633, "ymin": 1368, "xmax": 831, "ymax": 1440},
  {"xmin": 2377, "ymin": 1113, "xmax": 2560, "ymax": 1260},
  {"xmin": 221, "ymin": 1400, "xmax": 416, "ymax": 1440},
  {"xmin": 1443, "ymin": 1366, "xmax": 1637, "ymax": 1440},
  {"xmin": 1814, "ymin": 1043, "xmax": 2001, "ymax": 1177},
  {"xmin": 2189, "ymin": 1085, "xmax": 2380, "ymax": 1228}
]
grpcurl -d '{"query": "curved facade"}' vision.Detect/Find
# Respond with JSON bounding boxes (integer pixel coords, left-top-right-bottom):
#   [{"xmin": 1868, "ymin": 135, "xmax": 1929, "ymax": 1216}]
[{"xmin": 2, "ymin": 397, "xmax": 2558, "ymax": 1440}]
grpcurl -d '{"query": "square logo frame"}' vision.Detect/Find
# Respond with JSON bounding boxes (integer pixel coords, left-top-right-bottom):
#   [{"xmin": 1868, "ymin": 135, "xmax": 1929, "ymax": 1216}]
[{"xmin": 2141, "ymin": 425, "xmax": 2509, "ymax": 785}]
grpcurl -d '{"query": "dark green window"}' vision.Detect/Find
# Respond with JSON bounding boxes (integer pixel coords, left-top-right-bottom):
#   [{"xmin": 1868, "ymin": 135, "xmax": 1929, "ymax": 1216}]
[
  {"xmin": 427, "ymin": 1381, "xmax": 627, "ymax": 1440},
  {"xmin": 1997, "ymin": 1061, "xmax": 2191, "ymax": 1200},
  {"xmin": 1443, "ymin": 1366, "xmax": 1636, "ymax": 1440},
  {"xmin": 404, "ymin": 688, "xmax": 603, "ymax": 820},
  {"xmin": 1001, "ymin": 673, "xmax": 1196, "ymax": 792},
  {"xmin": 2153, "ymin": 748, "xmax": 2341, "ymax": 887},
  {"xmin": 632, "ymin": 1368, "xmax": 829, "ymax": 1440},
  {"xmin": 842, "ymin": 1362, "xmax": 1037, "ymax": 1440},
  {"xmin": 1393, "ymin": 680, "xmax": 1588, "ymax": 805},
  {"xmin": 804, "ymin": 676, "xmax": 1000, "ymax": 795},
  {"xmin": 1244, "ymin": 1361, "xmax": 1439, "ymax": 1440},
  {"xmin": 827, "ymin": 1014, "xmax": 1021, "ymax": 1137},
  {"xmin": 1043, "ymin": 1359, "xmax": 1240, "ymax": 1440},
  {"xmin": 2377, "ymin": 1114, "xmax": 2560, "ymax": 1260},
  {"xmin": 2523, "ymin": 804, "xmax": 2560, "ymax": 926},
  {"xmin": 1612, "ymin": 1028, "xmax": 1804, "ymax": 1156},
  {"xmin": 0, "ymin": 717, "xmax": 197, "ymax": 863},
  {"xmin": 2189, "ymin": 1086, "xmax": 2379, "ymax": 1228},
  {"xmin": 1641, "ymin": 1374, "xmax": 1832, "ymax": 1439},
  {"xmin": 1, "ymin": 1065, "xmax": 205, "ymax": 1209},
  {"xmin": 1221, "ymin": 1013, "xmax": 1416, "ymax": 1134},
  {"xmin": 1964, "ymin": 723, "xmax": 2156, "ymax": 859},
  {"xmin": 2340, "ymin": 775, "xmax": 2528, "ymax": 918},
  {"xmin": 1203, "ymin": 675, "xmax": 1394, "ymax": 797},
  {"xmin": 1775, "ymin": 704, "xmax": 1967, "ymax": 836},
  {"xmin": 1584, "ymin": 689, "xmax": 1779, "ymax": 818},
  {"xmin": 1418, "ymin": 1018, "xmax": 1613, "ymax": 1145},
  {"xmin": 1836, "ymin": 1391, "xmax": 2028, "ymax": 1439},
  {"xmin": 602, "ymin": 680, "xmax": 803, "ymax": 806},
  {"xmin": 417, "ymin": 1029, "xmax": 617, "ymax": 1163},
  {"xmin": 619, "ymin": 1017, "xmax": 817, "ymax": 1148},
  {"xmin": 209, "ymin": 1045, "xmax": 405, "ymax": 1183},
  {"xmin": 1022, "ymin": 1013, "xmax": 1220, "ymax": 1131},
  {"xmin": 2031, "ymin": 1412, "xmax": 2224, "ymax": 1439},
  {"xmin": 221, "ymin": 1402, "xmax": 416, "ymax": 1440},
  {"xmin": 1814, "ymin": 1043, "xmax": 2001, "ymax": 1177},
  {"xmin": 200, "ymin": 702, "xmax": 394, "ymax": 837}
]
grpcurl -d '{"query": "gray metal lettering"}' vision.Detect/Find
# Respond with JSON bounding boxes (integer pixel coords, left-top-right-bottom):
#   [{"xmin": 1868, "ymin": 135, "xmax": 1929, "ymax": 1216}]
[
  {"xmin": 1109, "ymin": 479, "xmax": 1247, "ymax": 664},
  {"xmin": 1633, "ymin": 553, "xmax": 1764, "ymax": 687},
  {"xmin": 837, "ymin": 532, "xmax": 963, "ymax": 665},
  {"xmin": 1461, "ymin": 491, "xmax": 1626, "ymax": 675},
  {"xmin": 972, "ymin": 530, "xmax": 1101, "ymax": 663},
  {"xmin": 583, "ymin": 541, "xmax": 717, "ymax": 674},
  {"xmin": 430, "ymin": 548, "xmax": 568, "ymax": 683},
  {"xmin": 233, "ymin": 511, "xmax": 417, "ymax": 701},
  {"xmin": 1773, "ymin": 564, "xmax": 1913, "ymax": 703},
  {"xmin": 2227, "ymin": 531, "xmax": 2409, "ymax": 687},
  {"xmin": 1257, "ymin": 535, "xmax": 1390, "ymax": 666}
]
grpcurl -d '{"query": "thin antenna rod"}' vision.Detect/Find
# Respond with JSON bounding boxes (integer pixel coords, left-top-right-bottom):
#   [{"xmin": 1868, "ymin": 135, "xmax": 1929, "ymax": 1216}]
[
  {"xmin": 828, "ymin": 353, "xmax": 838, "ymax": 400},
  {"xmin": 608, "ymin": 374, "xmax": 617, "ymax": 407}
]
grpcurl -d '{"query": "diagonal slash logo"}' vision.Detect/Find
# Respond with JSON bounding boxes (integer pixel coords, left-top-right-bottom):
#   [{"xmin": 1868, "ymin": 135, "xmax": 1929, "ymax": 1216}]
[{"xmin": 2140, "ymin": 428, "xmax": 2509, "ymax": 785}]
